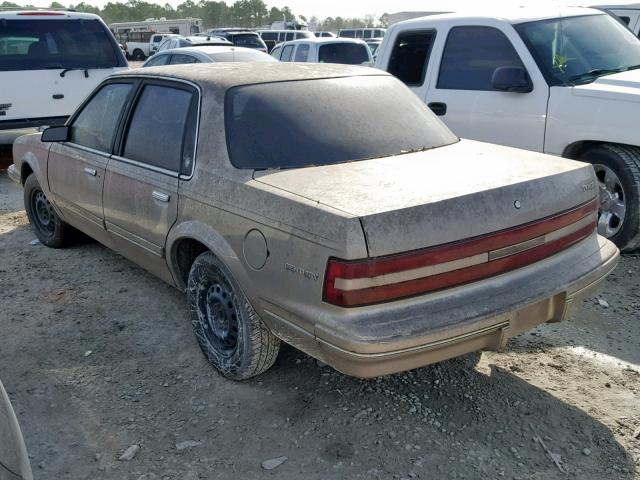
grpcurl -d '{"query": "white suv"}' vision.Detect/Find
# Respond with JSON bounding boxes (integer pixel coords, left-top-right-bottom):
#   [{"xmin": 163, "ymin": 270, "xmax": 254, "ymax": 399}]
[{"xmin": 0, "ymin": 10, "xmax": 128, "ymax": 145}]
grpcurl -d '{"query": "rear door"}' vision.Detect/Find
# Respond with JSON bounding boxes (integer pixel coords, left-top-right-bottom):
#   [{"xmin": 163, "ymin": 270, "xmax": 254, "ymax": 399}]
[
  {"xmin": 48, "ymin": 81, "xmax": 135, "ymax": 226},
  {"xmin": 103, "ymin": 80, "xmax": 198, "ymax": 263},
  {"xmin": 0, "ymin": 16, "xmax": 127, "ymax": 128}
]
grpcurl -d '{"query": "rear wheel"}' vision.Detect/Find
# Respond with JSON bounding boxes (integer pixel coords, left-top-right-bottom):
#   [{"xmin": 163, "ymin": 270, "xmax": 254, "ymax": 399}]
[
  {"xmin": 132, "ymin": 49, "xmax": 145, "ymax": 61},
  {"xmin": 188, "ymin": 252, "xmax": 280, "ymax": 380},
  {"xmin": 23, "ymin": 174, "xmax": 71, "ymax": 248},
  {"xmin": 579, "ymin": 144, "xmax": 640, "ymax": 252}
]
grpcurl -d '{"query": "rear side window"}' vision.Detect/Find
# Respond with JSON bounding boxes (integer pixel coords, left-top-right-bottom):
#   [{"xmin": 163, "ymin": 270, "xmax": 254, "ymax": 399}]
[
  {"xmin": 123, "ymin": 85, "xmax": 194, "ymax": 172},
  {"xmin": 0, "ymin": 19, "xmax": 123, "ymax": 71},
  {"xmin": 319, "ymin": 43, "xmax": 369, "ymax": 64},
  {"xmin": 169, "ymin": 54, "xmax": 198, "ymax": 64},
  {"xmin": 285, "ymin": 32, "xmax": 294, "ymax": 41},
  {"xmin": 225, "ymin": 76, "xmax": 457, "ymax": 169},
  {"xmin": 281, "ymin": 44, "xmax": 294, "ymax": 61},
  {"xmin": 437, "ymin": 26, "xmax": 523, "ymax": 91},
  {"xmin": 152, "ymin": 35, "xmax": 162, "ymax": 43},
  {"xmin": 294, "ymin": 44, "xmax": 310, "ymax": 61},
  {"xmin": 261, "ymin": 32, "xmax": 277, "ymax": 41},
  {"xmin": 388, "ymin": 30, "xmax": 436, "ymax": 86},
  {"xmin": 70, "ymin": 83, "xmax": 132, "ymax": 152},
  {"xmin": 341, "ymin": 30, "xmax": 355, "ymax": 38},
  {"xmin": 144, "ymin": 54, "xmax": 169, "ymax": 67},
  {"xmin": 233, "ymin": 33, "xmax": 265, "ymax": 48}
]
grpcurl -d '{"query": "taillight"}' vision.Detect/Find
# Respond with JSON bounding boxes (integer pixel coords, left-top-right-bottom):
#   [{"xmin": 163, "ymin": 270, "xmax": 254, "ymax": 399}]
[
  {"xmin": 17, "ymin": 11, "xmax": 65, "ymax": 15},
  {"xmin": 323, "ymin": 199, "xmax": 597, "ymax": 307}
]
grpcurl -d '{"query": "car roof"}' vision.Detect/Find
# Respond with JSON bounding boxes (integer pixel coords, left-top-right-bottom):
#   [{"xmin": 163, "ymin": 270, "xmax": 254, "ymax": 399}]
[
  {"xmin": 398, "ymin": 6, "xmax": 604, "ymax": 25},
  {"xmin": 120, "ymin": 63, "xmax": 387, "ymax": 91},
  {"xmin": 157, "ymin": 45, "xmax": 261, "ymax": 55},
  {"xmin": 279, "ymin": 37, "xmax": 368, "ymax": 46},
  {"xmin": 0, "ymin": 10, "xmax": 102, "ymax": 20}
]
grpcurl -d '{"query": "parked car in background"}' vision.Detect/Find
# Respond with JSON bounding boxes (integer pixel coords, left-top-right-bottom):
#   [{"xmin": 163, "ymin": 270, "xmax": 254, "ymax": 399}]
[
  {"xmin": 0, "ymin": 380, "xmax": 32, "ymax": 480},
  {"xmin": 593, "ymin": 4, "xmax": 640, "ymax": 34},
  {"xmin": 206, "ymin": 29, "xmax": 268, "ymax": 52},
  {"xmin": 149, "ymin": 33, "xmax": 181, "ymax": 55},
  {"xmin": 257, "ymin": 29, "xmax": 314, "ymax": 52},
  {"xmin": 315, "ymin": 31, "xmax": 336, "ymax": 38},
  {"xmin": 115, "ymin": 30, "xmax": 153, "ymax": 60},
  {"xmin": 376, "ymin": 7, "xmax": 640, "ymax": 251},
  {"xmin": 9, "ymin": 64, "xmax": 617, "ymax": 380},
  {"xmin": 156, "ymin": 35, "xmax": 231, "ymax": 53},
  {"xmin": 142, "ymin": 45, "xmax": 277, "ymax": 66},
  {"xmin": 271, "ymin": 38, "xmax": 373, "ymax": 65},
  {"xmin": 365, "ymin": 38, "xmax": 382, "ymax": 58},
  {"xmin": 338, "ymin": 27, "xmax": 386, "ymax": 39},
  {"xmin": 0, "ymin": 10, "xmax": 127, "ymax": 146}
]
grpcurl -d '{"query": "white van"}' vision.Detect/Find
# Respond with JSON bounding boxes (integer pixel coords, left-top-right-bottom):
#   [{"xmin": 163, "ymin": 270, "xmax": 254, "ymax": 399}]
[
  {"xmin": 256, "ymin": 29, "xmax": 314, "ymax": 52},
  {"xmin": 0, "ymin": 10, "xmax": 128, "ymax": 144}
]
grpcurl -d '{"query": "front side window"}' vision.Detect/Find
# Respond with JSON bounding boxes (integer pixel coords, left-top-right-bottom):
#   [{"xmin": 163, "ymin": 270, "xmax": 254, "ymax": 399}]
[
  {"xmin": 144, "ymin": 54, "xmax": 169, "ymax": 67},
  {"xmin": 318, "ymin": 43, "xmax": 370, "ymax": 64},
  {"xmin": 294, "ymin": 44, "xmax": 310, "ymax": 61},
  {"xmin": 225, "ymin": 75, "xmax": 457, "ymax": 169},
  {"xmin": 437, "ymin": 26, "xmax": 524, "ymax": 91},
  {"xmin": 270, "ymin": 45, "xmax": 282, "ymax": 59},
  {"xmin": 388, "ymin": 30, "xmax": 436, "ymax": 86},
  {"xmin": 516, "ymin": 14, "xmax": 640, "ymax": 86},
  {"xmin": 0, "ymin": 19, "xmax": 123, "ymax": 71},
  {"xmin": 280, "ymin": 44, "xmax": 295, "ymax": 61},
  {"xmin": 123, "ymin": 84, "xmax": 194, "ymax": 172},
  {"xmin": 70, "ymin": 83, "xmax": 132, "ymax": 152}
]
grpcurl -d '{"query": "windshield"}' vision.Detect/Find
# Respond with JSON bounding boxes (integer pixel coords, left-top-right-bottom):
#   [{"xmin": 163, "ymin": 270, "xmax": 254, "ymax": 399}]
[
  {"xmin": 225, "ymin": 76, "xmax": 457, "ymax": 169},
  {"xmin": 318, "ymin": 43, "xmax": 370, "ymax": 64},
  {"xmin": 0, "ymin": 19, "xmax": 124, "ymax": 71},
  {"xmin": 516, "ymin": 14, "xmax": 640, "ymax": 86}
]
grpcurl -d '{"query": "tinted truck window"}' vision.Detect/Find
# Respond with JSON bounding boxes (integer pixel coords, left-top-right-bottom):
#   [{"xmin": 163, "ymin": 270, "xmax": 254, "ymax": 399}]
[
  {"xmin": 388, "ymin": 30, "xmax": 436, "ymax": 86},
  {"xmin": 70, "ymin": 83, "xmax": 132, "ymax": 152},
  {"xmin": 225, "ymin": 76, "xmax": 457, "ymax": 169},
  {"xmin": 437, "ymin": 26, "xmax": 523, "ymax": 91},
  {"xmin": 123, "ymin": 85, "xmax": 193, "ymax": 172},
  {"xmin": 318, "ymin": 43, "xmax": 369, "ymax": 64},
  {"xmin": 0, "ymin": 19, "xmax": 123, "ymax": 71}
]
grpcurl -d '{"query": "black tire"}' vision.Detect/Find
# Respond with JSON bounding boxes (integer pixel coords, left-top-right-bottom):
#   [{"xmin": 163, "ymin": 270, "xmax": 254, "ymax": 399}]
[
  {"xmin": 188, "ymin": 252, "xmax": 280, "ymax": 380},
  {"xmin": 579, "ymin": 144, "xmax": 640, "ymax": 252},
  {"xmin": 23, "ymin": 174, "xmax": 71, "ymax": 248},
  {"xmin": 132, "ymin": 49, "xmax": 145, "ymax": 61}
]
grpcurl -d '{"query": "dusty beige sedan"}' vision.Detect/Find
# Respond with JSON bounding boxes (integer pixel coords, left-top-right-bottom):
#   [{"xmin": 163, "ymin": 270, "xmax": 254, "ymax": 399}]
[
  {"xmin": 0, "ymin": 380, "xmax": 32, "ymax": 480},
  {"xmin": 9, "ymin": 64, "xmax": 618, "ymax": 379}
]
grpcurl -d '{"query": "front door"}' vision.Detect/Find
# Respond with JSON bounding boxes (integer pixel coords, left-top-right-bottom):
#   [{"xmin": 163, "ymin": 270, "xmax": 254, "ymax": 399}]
[
  {"xmin": 102, "ymin": 81, "xmax": 197, "ymax": 279},
  {"xmin": 425, "ymin": 25, "xmax": 548, "ymax": 153},
  {"xmin": 47, "ymin": 81, "xmax": 134, "ymax": 227}
]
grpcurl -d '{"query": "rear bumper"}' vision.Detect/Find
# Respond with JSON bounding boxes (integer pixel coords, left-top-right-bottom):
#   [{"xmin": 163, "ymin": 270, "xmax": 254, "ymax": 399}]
[{"xmin": 263, "ymin": 233, "xmax": 618, "ymax": 378}]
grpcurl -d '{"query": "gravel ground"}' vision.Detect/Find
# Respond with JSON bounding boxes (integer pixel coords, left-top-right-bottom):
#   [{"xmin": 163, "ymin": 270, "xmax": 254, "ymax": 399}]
[{"xmin": 0, "ymin": 170, "xmax": 639, "ymax": 480}]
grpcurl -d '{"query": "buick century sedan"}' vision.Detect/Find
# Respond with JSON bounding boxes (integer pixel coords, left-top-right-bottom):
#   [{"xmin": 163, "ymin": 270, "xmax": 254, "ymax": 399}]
[{"xmin": 9, "ymin": 64, "xmax": 619, "ymax": 379}]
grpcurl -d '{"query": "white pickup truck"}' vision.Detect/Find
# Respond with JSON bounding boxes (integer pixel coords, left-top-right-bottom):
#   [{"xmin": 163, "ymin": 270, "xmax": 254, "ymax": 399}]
[{"xmin": 376, "ymin": 7, "xmax": 640, "ymax": 251}]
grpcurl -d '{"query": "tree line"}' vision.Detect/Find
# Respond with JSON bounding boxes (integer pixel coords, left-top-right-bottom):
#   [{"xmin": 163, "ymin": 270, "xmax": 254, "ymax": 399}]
[{"xmin": 0, "ymin": 0, "xmax": 388, "ymax": 30}]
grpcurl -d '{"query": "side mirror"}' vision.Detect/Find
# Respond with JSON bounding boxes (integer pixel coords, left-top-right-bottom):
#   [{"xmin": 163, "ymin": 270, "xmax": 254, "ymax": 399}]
[
  {"xmin": 41, "ymin": 125, "xmax": 70, "ymax": 142},
  {"xmin": 491, "ymin": 66, "xmax": 533, "ymax": 93}
]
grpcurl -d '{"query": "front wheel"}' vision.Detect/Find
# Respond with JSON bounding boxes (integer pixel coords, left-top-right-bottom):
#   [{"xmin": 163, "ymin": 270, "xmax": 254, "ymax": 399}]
[
  {"xmin": 579, "ymin": 144, "xmax": 640, "ymax": 252},
  {"xmin": 23, "ymin": 174, "xmax": 71, "ymax": 248},
  {"xmin": 188, "ymin": 252, "xmax": 280, "ymax": 380}
]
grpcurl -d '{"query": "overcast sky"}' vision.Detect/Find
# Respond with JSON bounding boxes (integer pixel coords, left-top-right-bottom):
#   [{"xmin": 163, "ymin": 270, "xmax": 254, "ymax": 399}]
[{"xmin": 26, "ymin": 0, "xmax": 640, "ymax": 18}]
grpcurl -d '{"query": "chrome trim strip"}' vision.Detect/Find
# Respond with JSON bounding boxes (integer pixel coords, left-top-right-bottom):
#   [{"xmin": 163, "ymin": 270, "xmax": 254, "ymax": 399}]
[
  {"xmin": 64, "ymin": 142, "xmax": 111, "ymax": 159},
  {"xmin": 544, "ymin": 213, "xmax": 596, "ymax": 243},
  {"xmin": 488, "ymin": 236, "xmax": 545, "ymax": 261},
  {"xmin": 316, "ymin": 320, "xmax": 510, "ymax": 359},
  {"xmin": 105, "ymin": 220, "xmax": 163, "ymax": 257},
  {"xmin": 110, "ymin": 155, "xmax": 179, "ymax": 178}
]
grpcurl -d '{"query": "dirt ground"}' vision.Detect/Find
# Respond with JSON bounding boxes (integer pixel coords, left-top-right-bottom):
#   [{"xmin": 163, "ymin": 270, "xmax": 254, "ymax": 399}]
[{"xmin": 0, "ymin": 170, "xmax": 639, "ymax": 480}]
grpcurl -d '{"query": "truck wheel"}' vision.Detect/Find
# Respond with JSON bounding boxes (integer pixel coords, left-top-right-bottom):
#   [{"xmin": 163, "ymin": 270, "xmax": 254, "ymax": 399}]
[
  {"xmin": 579, "ymin": 144, "xmax": 640, "ymax": 252},
  {"xmin": 23, "ymin": 174, "xmax": 71, "ymax": 248},
  {"xmin": 132, "ymin": 49, "xmax": 145, "ymax": 61},
  {"xmin": 188, "ymin": 252, "xmax": 280, "ymax": 380}
]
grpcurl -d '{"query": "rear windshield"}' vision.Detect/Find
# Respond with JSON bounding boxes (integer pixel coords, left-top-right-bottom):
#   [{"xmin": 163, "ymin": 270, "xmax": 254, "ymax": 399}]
[
  {"xmin": 318, "ymin": 43, "xmax": 369, "ymax": 64},
  {"xmin": 0, "ymin": 19, "xmax": 124, "ymax": 71},
  {"xmin": 231, "ymin": 33, "xmax": 264, "ymax": 48},
  {"xmin": 225, "ymin": 76, "xmax": 457, "ymax": 169}
]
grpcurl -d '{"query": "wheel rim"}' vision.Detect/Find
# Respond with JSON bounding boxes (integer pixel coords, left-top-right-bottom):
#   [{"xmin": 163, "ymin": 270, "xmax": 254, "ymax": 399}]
[
  {"xmin": 31, "ymin": 189, "xmax": 56, "ymax": 236},
  {"xmin": 593, "ymin": 164, "xmax": 626, "ymax": 238},
  {"xmin": 199, "ymin": 282, "xmax": 239, "ymax": 356}
]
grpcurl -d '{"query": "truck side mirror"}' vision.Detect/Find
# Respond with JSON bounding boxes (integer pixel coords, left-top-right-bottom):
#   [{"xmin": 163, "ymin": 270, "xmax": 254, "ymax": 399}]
[
  {"xmin": 41, "ymin": 125, "xmax": 70, "ymax": 142},
  {"xmin": 491, "ymin": 66, "xmax": 533, "ymax": 93}
]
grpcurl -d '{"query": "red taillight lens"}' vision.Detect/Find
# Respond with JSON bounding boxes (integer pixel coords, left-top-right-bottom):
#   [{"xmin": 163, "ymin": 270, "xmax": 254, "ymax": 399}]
[
  {"xmin": 323, "ymin": 199, "xmax": 597, "ymax": 307},
  {"xmin": 17, "ymin": 11, "xmax": 65, "ymax": 15}
]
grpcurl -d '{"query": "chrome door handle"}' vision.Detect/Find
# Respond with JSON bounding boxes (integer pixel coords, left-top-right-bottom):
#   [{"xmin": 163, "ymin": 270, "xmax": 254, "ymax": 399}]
[
  {"xmin": 83, "ymin": 167, "xmax": 97, "ymax": 176},
  {"xmin": 152, "ymin": 191, "xmax": 170, "ymax": 203}
]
